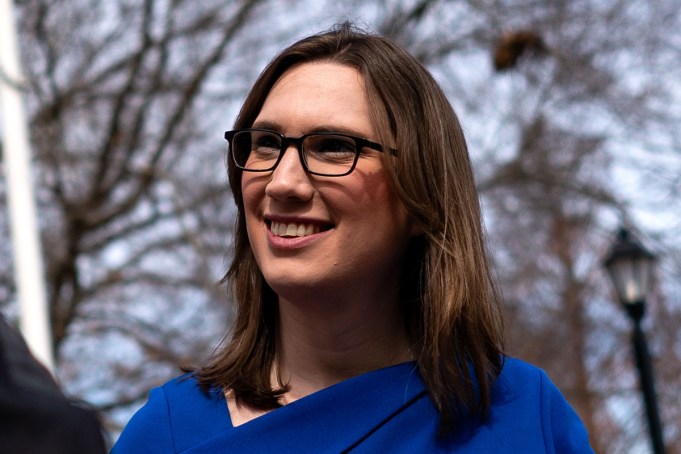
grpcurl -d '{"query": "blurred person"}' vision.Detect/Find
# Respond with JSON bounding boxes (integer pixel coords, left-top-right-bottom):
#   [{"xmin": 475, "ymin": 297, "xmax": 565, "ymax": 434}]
[
  {"xmin": 0, "ymin": 313, "xmax": 106, "ymax": 453},
  {"xmin": 113, "ymin": 23, "xmax": 593, "ymax": 453}
]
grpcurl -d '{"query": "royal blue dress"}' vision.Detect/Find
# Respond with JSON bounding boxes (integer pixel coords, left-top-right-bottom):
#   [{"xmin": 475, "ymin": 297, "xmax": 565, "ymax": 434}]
[{"xmin": 112, "ymin": 358, "xmax": 593, "ymax": 453}]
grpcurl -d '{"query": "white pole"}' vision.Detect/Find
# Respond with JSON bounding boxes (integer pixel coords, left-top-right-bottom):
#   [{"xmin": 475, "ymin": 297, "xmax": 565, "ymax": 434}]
[{"xmin": 0, "ymin": 0, "xmax": 55, "ymax": 372}]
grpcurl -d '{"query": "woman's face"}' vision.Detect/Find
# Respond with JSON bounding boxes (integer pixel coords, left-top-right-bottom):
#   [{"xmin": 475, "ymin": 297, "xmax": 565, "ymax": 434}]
[{"xmin": 241, "ymin": 62, "xmax": 417, "ymax": 303}]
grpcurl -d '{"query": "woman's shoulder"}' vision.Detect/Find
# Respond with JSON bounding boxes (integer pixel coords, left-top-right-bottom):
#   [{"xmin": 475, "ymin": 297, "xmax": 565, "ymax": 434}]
[
  {"xmin": 487, "ymin": 357, "xmax": 594, "ymax": 453},
  {"xmin": 158, "ymin": 373, "xmax": 219, "ymax": 401},
  {"xmin": 493, "ymin": 356, "xmax": 572, "ymax": 413},
  {"xmin": 497, "ymin": 356, "xmax": 546, "ymax": 383},
  {"xmin": 135, "ymin": 373, "xmax": 227, "ymax": 422},
  {"xmin": 112, "ymin": 373, "xmax": 230, "ymax": 453}
]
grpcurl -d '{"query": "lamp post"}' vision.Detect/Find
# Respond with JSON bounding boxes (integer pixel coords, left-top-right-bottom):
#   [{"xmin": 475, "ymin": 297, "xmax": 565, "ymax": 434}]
[{"xmin": 603, "ymin": 228, "xmax": 665, "ymax": 454}]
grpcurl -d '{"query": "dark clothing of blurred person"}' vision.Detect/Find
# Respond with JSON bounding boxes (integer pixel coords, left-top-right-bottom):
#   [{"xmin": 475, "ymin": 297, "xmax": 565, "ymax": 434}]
[{"xmin": 0, "ymin": 313, "xmax": 106, "ymax": 453}]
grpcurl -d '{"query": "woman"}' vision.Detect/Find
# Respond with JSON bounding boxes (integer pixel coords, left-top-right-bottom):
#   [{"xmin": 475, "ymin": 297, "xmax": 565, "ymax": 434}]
[{"xmin": 114, "ymin": 23, "xmax": 593, "ymax": 453}]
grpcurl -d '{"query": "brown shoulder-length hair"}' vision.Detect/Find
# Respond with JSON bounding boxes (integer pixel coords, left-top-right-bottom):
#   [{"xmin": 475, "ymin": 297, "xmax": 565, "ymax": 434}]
[{"xmin": 195, "ymin": 22, "xmax": 504, "ymax": 434}]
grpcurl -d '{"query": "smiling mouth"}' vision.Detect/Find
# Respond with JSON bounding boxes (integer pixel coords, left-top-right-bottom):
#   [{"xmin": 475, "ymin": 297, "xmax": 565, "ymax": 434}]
[{"xmin": 268, "ymin": 220, "xmax": 332, "ymax": 237}]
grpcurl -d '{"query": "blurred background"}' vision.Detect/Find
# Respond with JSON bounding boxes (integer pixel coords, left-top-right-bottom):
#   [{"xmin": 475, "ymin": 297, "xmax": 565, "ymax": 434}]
[{"xmin": 0, "ymin": 0, "xmax": 679, "ymax": 452}]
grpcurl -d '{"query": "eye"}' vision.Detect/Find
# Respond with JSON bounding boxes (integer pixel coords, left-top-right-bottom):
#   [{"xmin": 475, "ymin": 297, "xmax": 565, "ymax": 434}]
[
  {"xmin": 306, "ymin": 135, "xmax": 357, "ymax": 162},
  {"xmin": 251, "ymin": 131, "xmax": 282, "ymax": 158}
]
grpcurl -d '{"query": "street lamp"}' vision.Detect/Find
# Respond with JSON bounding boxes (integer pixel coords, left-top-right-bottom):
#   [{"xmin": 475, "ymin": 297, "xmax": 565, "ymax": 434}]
[{"xmin": 603, "ymin": 227, "xmax": 665, "ymax": 454}]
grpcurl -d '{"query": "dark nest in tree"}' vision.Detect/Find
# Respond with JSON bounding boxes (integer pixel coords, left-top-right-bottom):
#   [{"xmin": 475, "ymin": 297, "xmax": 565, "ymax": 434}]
[{"xmin": 493, "ymin": 30, "xmax": 547, "ymax": 71}]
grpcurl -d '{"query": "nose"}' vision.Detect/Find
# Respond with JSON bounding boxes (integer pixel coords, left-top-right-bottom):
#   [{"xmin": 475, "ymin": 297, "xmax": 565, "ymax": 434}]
[{"xmin": 265, "ymin": 145, "xmax": 314, "ymax": 201}]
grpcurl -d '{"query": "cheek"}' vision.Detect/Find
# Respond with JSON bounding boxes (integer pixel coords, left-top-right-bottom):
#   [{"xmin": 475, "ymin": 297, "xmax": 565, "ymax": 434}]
[
  {"xmin": 240, "ymin": 177, "xmax": 268, "ymax": 250},
  {"xmin": 346, "ymin": 171, "xmax": 411, "ymax": 236},
  {"xmin": 241, "ymin": 175, "xmax": 264, "ymax": 215}
]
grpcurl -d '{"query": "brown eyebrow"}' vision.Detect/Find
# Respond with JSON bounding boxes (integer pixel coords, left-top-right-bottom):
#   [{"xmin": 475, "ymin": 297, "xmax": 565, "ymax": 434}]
[
  {"xmin": 251, "ymin": 120, "xmax": 281, "ymax": 131},
  {"xmin": 250, "ymin": 120, "xmax": 373, "ymax": 140}
]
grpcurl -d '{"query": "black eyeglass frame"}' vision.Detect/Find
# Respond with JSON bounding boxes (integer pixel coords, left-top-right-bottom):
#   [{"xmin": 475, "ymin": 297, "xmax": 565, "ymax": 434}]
[{"xmin": 224, "ymin": 128, "xmax": 396, "ymax": 177}]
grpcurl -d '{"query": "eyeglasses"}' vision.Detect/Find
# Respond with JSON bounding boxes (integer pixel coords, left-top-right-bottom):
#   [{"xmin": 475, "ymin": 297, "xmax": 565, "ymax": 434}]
[{"xmin": 224, "ymin": 128, "xmax": 393, "ymax": 177}]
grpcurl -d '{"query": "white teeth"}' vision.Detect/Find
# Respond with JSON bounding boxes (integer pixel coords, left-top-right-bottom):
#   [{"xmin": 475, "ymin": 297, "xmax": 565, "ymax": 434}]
[{"xmin": 271, "ymin": 221, "xmax": 321, "ymax": 237}]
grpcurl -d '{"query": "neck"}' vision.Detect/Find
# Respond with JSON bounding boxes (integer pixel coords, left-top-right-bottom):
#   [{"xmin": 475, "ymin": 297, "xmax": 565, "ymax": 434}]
[{"xmin": 274, "ymin": 292, "xmax": 413, "ymax": 402}]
